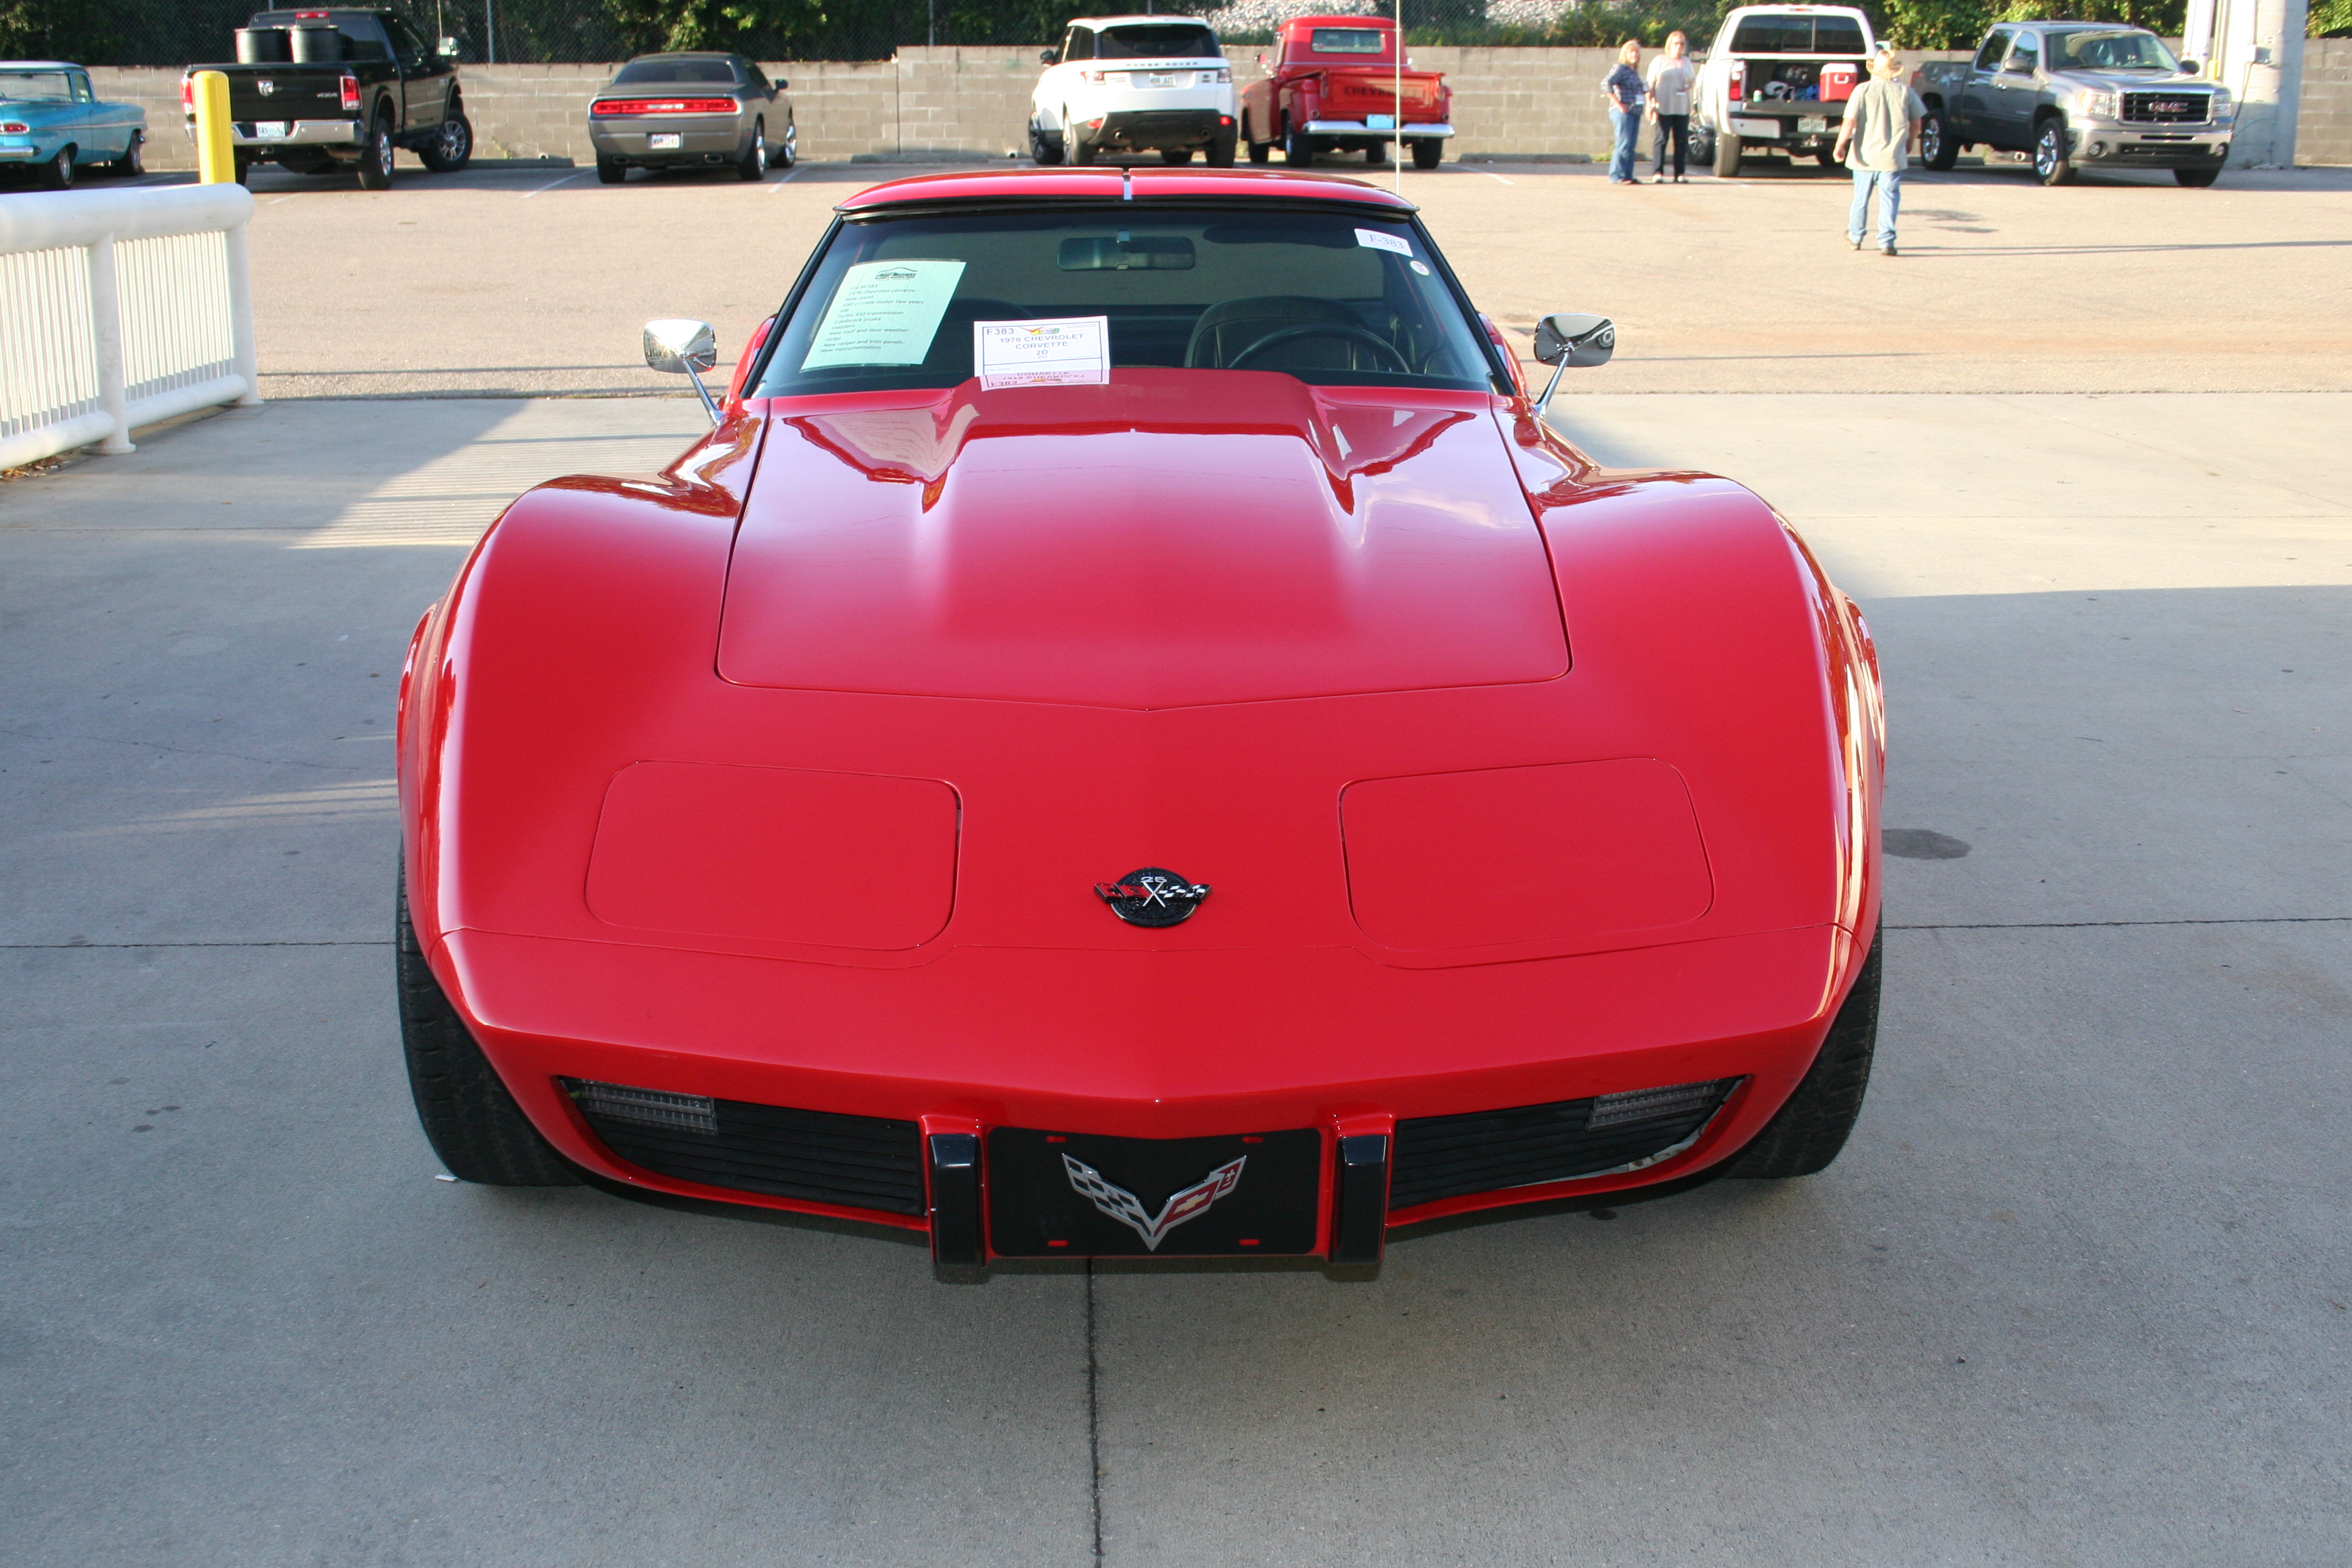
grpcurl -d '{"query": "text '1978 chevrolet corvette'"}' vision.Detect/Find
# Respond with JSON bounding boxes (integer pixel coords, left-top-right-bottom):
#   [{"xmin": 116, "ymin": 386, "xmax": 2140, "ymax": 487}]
[{"xmin": 397, "ymin": 166, "xmax": 1883, "ymax": 1274}]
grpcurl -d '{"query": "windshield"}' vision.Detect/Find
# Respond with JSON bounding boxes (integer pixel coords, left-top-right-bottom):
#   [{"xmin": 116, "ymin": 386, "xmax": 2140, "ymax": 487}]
[
  {"xmin": 0, "ymin": 70, "xmax": 72, "ymax": 101},
  {"xmin": 754, "ymin": 206, "xmax": 1501, "ymax": 399},
  {"xmin": 1094, "ymin": 24, "xmax": 1219, "ymax": 59},
  {"xmin": 2048, "ymin": 30, "xmax": 2180, "ymax": 70},
  {"xmin": 613, "ymin": 58, "xmax": 738, "ymax": 85}
]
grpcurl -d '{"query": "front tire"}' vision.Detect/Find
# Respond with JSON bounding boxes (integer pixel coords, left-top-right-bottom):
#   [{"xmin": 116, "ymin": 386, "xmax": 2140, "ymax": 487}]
[
  {"xmin": 112, "ymin": 130, "xmax": 144, "ymax": 177},
  {"xmin": 1411, "ymin": 137, "xmax": 1441, "ymax": 169},
  {"xmin": 2175, "ymin": 165, "xmax": 2220, "ymax": 187},
  {"xmin": 1920, "ymin": 108, "xmax": 1959, "ymax": 170},
  {"xmin": 418, "ymin": 105, "xmax": 473, "ymax": 173},
  {"xmin": 1246, "ymin": 133, "xmax": 1271, "ymax": 163},
  {"xmin": 356, "ymin": 111, "xmax": 395, "ymax": 189},
  {"xmin": 2033, "ymin": 116, "xmax": 2075, "ymax": 185},
  {"xmin": 1728, "ymin": 928, "xmax": 1880, "ymax": 1179},
  {"xmin": 398, "ymin": 866, "xmax": 580, "ymax": 1186},
  {"xmin": 39, "ymin": 144, "xmax": 74, "ymax": 189},
  {"xmin": 1714, "ymin": 129, "xmax": 1743, "ymax": 178}
]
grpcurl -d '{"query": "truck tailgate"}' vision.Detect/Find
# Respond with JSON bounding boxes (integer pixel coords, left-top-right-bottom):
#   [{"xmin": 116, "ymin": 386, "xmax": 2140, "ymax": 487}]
[
  {"xmin": 217, "ymin": 67, "xmax": 346, "ymax": 124},
  {"xmin": 1322, "ymin": 70, "xmax": 1444, "ymax": 115}
]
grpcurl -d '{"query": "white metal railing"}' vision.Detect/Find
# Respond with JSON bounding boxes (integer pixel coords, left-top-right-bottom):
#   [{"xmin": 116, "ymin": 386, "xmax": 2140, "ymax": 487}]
[{"xmin": 0, "ymin": 183, "xmax": 260, "ymax": 468}]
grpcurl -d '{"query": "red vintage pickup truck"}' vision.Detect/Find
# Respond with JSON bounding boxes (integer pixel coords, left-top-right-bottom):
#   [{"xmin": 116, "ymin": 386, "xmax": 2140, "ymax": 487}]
[{"xmin": 1240, "ymin": 15, "xmax": 1453, "ymax": 168}]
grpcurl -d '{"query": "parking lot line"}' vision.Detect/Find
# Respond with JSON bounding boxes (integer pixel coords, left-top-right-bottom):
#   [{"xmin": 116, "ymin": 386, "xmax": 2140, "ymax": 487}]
[{"xmin": 522, "ymin": 170, "xmax": 586, "ymax": 199}]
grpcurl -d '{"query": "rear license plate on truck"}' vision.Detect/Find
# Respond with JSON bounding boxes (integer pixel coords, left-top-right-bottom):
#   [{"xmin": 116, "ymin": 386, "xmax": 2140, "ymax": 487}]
[
  {"xmin": 255, "ymin": 121, "xmax": 287, "ymax": 140},
  {"xmin": 1800, "ymin": 116, "xmax": 1828, "ymax": 133},
  {"xmin": 1367, "ymin": 113, "xmax": 1395, "ymax": 130}
]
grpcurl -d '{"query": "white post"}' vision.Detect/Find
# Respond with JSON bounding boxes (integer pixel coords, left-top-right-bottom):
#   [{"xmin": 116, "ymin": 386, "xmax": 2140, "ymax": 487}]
[
  {"xmin": 2223, "ymin": 0, "xmax": 2308, "ymax": 168},
  {"xmin": 226, "ymin": 219, "xmax": 262, "ymax": 405},
  {"xmin": 87, "ymin": 233, "xmax": 134, "ymax": 454}
]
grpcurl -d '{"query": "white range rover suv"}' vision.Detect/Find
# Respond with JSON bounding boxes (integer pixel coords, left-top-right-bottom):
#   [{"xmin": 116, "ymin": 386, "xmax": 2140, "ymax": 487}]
[{"xmin": 1030, "ymin": 15, "xmax": 1239, "ymax": 166}]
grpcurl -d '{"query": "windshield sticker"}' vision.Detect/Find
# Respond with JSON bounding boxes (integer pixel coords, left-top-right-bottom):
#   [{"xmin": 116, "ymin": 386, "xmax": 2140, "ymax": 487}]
[
  {"xmin": 801, "ymin": 259, "xmax": 967, "ymax": 370},
  {"xmin": 1355, "ymin": 228, "xmax": 1413, "ymax": 257},
  {"xmin": 974, "ymin": 315, "xmax": 1111, "ymax": 390},
  {"xmin": 1408, "ymin": 258, "xmax": 1432, "ymax": 276}
]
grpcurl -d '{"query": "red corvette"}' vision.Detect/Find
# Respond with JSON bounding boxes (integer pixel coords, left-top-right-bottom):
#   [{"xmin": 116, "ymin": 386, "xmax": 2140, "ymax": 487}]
[{"xmin": 397, "ymin": 166, "xmax": 1883, "ymax": 1271}]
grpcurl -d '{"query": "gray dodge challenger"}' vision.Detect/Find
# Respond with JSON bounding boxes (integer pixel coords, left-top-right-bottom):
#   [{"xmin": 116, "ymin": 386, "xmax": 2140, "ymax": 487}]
[{"xmin": 588, "ymin": 52, "xmax": 794, "ymax": 182}]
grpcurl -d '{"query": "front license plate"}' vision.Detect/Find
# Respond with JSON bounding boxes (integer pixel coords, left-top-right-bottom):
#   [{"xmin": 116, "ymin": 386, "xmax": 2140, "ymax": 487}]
[
  {"xmin": 254, "ymin": 121, "xmax": 287, "ymax": 140},
  {"xmin": 987, "ymin": 1127, "xmax": 1322, "ymax": 1257},
  {"xmin": 1800, "ymin": 115, "xmax": 1828, "ymax": 133},
  {"xmin": 1140, "ymin": 72, "xmax": 1179, "ymax": 88},
  {"xmin": 648, "ymin": 132, "xmax": 682, "ymax": 149},
  {"xmin": 1366, "ymin": 113, "xmax": 1396, "ymax": 130}
]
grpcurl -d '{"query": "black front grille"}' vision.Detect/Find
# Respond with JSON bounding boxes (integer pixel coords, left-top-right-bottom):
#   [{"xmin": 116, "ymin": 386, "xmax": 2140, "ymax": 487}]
[
  {"xmin": 1390, "ymin": 1079, "xmax": 1740, "ymax": 1212},
  {"xmin": 2122, "ymin": 92, "xmax": 2211, "ymax": 124},
  {"xmin": 565, "ymin": 1081, "xmax": 924, "ymax": 1216}
]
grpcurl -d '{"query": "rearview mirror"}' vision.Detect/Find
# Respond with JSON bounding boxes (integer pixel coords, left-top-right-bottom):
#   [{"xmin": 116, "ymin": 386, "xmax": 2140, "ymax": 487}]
[
  {"xmin": 1058, "ymin": 234, "xmax": 1195, "ymax": 271},
  {"xmin": 1042, "ymin": 48, "xmax": 1060, "ymax": 64},
  {"xmin": 644, "ymin": 318, "xmax": 721, "ymax": 425},
  {"xmin": 1529, "ymin": 311, "xmax": 1614, "ymax": 413}
]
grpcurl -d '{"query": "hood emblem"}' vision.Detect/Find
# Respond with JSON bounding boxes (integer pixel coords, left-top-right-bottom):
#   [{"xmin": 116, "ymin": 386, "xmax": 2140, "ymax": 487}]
[
  {"xmin": 1094, "ymin": 867, "xmax": 1210, "ymax": 927},
  {"xmin": 1063, "ymin": 1153, "xmax": 1244, "ymax": 1251},
  {"xmin": 256, "ymin": 79, "xmax": 275, "ymax": 95}
]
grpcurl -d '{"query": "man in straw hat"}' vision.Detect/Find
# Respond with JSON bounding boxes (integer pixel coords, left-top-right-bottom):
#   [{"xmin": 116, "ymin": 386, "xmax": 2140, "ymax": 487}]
[{"xmin": 1832, "ymin": 44, "xmax": 1926, "ymax": 256}]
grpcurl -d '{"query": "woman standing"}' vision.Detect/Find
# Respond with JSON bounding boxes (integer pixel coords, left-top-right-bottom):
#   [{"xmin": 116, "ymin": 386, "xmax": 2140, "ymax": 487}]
[
  {"xmin": 1645, "ymin": 30, "xmax": 1696, "ymax": 183},
  {"xmin": 1603, "ymin": 39, "xmax": 1645, "ymax": 186}
]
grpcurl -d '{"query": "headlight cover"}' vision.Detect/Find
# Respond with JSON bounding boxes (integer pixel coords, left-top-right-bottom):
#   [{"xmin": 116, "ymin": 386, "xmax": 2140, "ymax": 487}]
[
  {"xmin": 2210, "ymin": 91, "xmax": 2235, "ymax": 121},
  {"xmin": 2075, "ymin": 89, "xmax": 2119, "ymax": 120}
]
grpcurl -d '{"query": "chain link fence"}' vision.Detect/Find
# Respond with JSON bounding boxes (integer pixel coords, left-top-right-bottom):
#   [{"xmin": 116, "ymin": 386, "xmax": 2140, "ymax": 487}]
[{"xmin": 34, "ymin": 0, "xmax": 1751, "ymax": 66}]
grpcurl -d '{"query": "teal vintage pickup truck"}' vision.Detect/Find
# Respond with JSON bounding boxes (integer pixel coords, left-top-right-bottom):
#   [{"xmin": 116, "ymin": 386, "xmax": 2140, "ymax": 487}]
[{"xmin": 0, "ymin": 62, "xmax": 147, "ymax": 188}]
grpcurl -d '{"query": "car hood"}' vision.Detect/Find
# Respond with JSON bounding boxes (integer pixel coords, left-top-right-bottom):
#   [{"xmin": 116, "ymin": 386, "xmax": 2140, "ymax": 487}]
[
  {"xmin": 718, "ymin": 370, "xmax": 1569, "ymax": 709},
  {"xmin": 2047, "ymin": 66, "xmax": 2208, "ymax": 89}
]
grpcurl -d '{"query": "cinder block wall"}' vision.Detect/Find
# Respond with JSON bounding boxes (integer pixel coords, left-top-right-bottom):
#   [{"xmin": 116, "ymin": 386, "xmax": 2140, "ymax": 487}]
[
  {"xmin": 93, "ymin": 45, "xmax": 2351, "ymax": 173},
  {"xmin": 2304, "ymin": 38, "xmax": 2351, "ymax": 166}
]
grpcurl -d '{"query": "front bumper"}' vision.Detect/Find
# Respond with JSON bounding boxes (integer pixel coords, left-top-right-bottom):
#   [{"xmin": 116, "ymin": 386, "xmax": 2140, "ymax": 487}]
[
  {"xmin": 1306, "ymin": 119, "xmax": 1453, "ymax": 139},
  {"xmin": 2069, "ymin": 125, "xmax": 2230, "ymax": 166},
  {"xmin": 442, "ymin": 920, "xmax": 1857, "ymax": 1260}
]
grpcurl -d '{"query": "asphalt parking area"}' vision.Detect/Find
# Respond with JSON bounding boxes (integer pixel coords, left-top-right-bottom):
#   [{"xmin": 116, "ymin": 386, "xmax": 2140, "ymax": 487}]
[
  {"xmin": 4, "ymin": 377, "xmax": 2346, "ymax": 1563},
  {"xmin": 142, "ymin": 154, "xmax": 2352, "ymax": 399}
]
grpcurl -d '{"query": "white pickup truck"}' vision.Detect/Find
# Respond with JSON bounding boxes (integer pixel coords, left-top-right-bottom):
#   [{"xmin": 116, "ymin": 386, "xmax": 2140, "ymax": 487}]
[{"xmin": 1692, "ymin": 4, "xmax": 1875, "ymax": 177}]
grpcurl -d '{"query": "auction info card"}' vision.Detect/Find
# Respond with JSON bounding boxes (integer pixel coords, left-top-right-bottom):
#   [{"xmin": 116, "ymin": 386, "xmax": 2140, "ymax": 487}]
[
  {"xmin": 801, "ymin": 259, "xmax": 967, "ymax": 369},
  {"xmin": 974, "ymin": 316, "xmax": 1111, "ymax": 390}
]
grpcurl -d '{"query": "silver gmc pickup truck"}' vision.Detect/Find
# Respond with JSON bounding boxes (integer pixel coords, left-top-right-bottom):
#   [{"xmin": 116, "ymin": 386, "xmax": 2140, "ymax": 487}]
[{"xmin": 1916, "ymin": 22, "xmax": 2234, "ymax": 187}]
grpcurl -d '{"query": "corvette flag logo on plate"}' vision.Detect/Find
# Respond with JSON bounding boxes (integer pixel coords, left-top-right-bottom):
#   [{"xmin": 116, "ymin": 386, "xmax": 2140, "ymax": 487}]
[{"xmin": 1062, "ymin": 1153, "xmax": 1245, "ymax": 1251}]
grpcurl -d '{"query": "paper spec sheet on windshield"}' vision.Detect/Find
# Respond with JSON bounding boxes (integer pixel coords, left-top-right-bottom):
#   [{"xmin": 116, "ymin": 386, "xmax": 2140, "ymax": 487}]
[
  {"xmin": 801, "ymin": 259, "xmax": 967, "ymax": 369},
  {"xmin": 974, "ymin": 316, "xmax": 1110, "ymax": 390}
]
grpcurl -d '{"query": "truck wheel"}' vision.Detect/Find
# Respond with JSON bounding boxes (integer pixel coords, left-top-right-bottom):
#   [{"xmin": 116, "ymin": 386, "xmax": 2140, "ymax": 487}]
[
  {"xmin": 1283, "ymin": 119, "xmax": 1314, "ymax": 167},
  {"xmin": 2032, "ymin": 117, "xmax": 2075, "ymax": 185},
  {"xmin": 1161, "ymin": 146, "xmax": 1193, "ymax": 164},
  {"xmin": 38, "ymin": 144, "xmax": 75, "ymax": 189},
  {"xmin": 397, "ymin": 865, "xmax": 580, "ymax": 1187},
  {"xmin": 1029, "ymin": 122, "xmax": 1065, "ymax": 165},
  {"xmin": 356, "ymin": 111, "xmax": 395, "ymax": 189},
  {"xmin": 2175, "ymin": 166, "xmax": 2220, "ymax": 187},
  {"xmin": 113, "ymin": 130, "xmax": 144, "ymax": 177},
  {"xmin": 1206, "ymin": 132, "xmax": 1236, "ymax": 167},
  {"xmin": 419, "ymin": 104, "xmax": 473, "ymax": 173},
  {"xmin": 1714, "ymin": 130, "xmax": 1742, "ymax": 178},
  {"xmin": 1726, "ymin": 926, "xmax": 1880, "ymax": 1179},
  {"xmin": 233, "ymin": 152, "xmax": 252, "ymax": 187},
  {"xmin": 1407, "ymin": 138, "xmax": 1439, "ymax": 170},
  {"xmin": 1246, "ymin": 133, "xmax": 1271, "ymax": 164},
  {"xmin": 737, "ymin": 119, "xmax": 766, "ymax": 181},
  {"xmin": 1920, "ymin": 108, "xmax": 1959, "ymax": 171}
]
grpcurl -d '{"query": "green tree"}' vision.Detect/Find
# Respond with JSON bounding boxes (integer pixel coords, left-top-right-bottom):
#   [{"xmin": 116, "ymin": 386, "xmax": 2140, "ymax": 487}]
[{"xmin": 603, "ymin": 0, "xmax": 830, "ymax": 53}]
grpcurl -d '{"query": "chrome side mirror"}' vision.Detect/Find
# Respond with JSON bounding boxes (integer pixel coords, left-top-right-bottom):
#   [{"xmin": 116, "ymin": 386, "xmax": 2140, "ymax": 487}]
[
  {"xmin": 644, "ymin": 317, "xmax": 720, "ymax": 425},
  {"xmin": 437, "ymin": 36, "xmax": 460, "ymax": 57},
  {"xmin": 1530, "ymin": 311, "xmax": 1614, "ymax": 413}
]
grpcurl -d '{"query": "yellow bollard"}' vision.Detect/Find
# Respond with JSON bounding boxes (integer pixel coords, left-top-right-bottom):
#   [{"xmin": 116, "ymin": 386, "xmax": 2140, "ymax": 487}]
[{"xmin": 193, "ymin": 70, "xmax": 235, "ymax": 185}]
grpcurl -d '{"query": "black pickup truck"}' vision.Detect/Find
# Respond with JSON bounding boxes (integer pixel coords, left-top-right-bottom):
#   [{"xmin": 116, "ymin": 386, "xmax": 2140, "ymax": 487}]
[{"xmin": 183, "ymin": 7, "xmax": 471, "ymax": 188}]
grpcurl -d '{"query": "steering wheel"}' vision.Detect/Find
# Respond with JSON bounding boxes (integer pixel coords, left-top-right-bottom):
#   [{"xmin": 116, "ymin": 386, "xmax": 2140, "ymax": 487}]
[{"xmin": 1227, "ymin": 322, "xmax": 1410, "ymax": 375}]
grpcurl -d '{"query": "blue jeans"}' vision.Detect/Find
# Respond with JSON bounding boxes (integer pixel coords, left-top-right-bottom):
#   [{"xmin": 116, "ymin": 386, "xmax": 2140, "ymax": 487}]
[
  {"xmin": 1848, "ymin": 166, "xmax": 1902, "ymax": 246},
  {"xmin": 1610, "ymin": 105, "xmax": 1640, "ymax": 181}
]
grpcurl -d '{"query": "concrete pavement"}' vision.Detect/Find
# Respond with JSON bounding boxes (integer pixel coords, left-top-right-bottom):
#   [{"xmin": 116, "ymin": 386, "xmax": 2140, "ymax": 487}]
[{"xmin": 3, "ymin": 388, "xmax": 2346, "ymax": 1564}]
